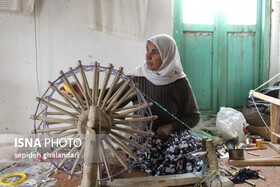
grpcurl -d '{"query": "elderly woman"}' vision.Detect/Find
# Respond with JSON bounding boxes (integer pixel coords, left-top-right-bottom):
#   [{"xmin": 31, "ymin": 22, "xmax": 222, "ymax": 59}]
[
  {"xmin": 127, "ymin": 34, "xmax": 202, "ymax": 176},
  {"xmin": 62, "ymin": 34, "xmax": 202, "ymax": 175}
]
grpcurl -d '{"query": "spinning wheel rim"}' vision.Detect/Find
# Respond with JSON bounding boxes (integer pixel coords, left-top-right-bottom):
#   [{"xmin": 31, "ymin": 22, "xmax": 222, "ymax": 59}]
[{"xmin": 32, "ymin": 62, "xmax": 156, "ymax": 181}]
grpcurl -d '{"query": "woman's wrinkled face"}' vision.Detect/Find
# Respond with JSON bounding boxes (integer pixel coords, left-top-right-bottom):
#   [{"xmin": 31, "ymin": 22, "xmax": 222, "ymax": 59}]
[{"xmin": 146, "ymin": 42, "xmax": 162, "ymax": 70}]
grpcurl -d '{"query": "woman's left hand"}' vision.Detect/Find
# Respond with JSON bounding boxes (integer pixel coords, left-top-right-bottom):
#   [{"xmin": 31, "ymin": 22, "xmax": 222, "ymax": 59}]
[{"xmin": 156, "ymin": 124, "xmax": 173, "ymax": 140}]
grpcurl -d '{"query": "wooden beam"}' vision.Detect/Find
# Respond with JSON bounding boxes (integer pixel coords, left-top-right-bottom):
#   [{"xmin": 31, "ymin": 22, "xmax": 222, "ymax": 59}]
[
  {"xmin": 269, "ymin": 142, "xmax": 280, "ymax": 154},
  {"xmin": 102, "ymin": 172, "xmax": 202, "ymax": 187},
  {"xmin": 250, "ymin": 90, "xmax": 280, "ymax": 106},
  {"xmin": 229, "ymin": 158, "xmax": 280, "ymax": 166}
]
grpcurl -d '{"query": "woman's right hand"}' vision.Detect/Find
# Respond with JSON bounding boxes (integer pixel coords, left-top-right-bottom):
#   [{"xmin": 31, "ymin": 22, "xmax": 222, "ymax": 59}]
[{"xmin": 156, "ymin": 124, "xmax": 174, "ymax": 140}]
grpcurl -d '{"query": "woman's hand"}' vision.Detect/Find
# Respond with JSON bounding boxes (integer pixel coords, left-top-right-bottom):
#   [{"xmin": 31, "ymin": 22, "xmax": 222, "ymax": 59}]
[{"xmin": 156, "ymin": 124, "xmax": 173, "ymax": 140}]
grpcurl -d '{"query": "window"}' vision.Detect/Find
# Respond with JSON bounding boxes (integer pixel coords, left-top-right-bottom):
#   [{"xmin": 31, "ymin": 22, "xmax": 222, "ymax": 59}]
[{"xmin": 183, "ymin": 0, "xmax": 257, "ymax": 25}]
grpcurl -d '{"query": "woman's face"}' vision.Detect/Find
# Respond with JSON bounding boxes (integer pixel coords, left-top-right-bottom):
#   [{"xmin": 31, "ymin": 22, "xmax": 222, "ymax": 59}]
[{"xmin": 146, "ymin": 42, "xmax": 162, "ymax": 70}]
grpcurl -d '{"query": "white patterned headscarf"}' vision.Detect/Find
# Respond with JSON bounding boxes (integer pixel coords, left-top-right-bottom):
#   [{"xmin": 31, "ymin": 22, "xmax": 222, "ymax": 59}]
[{"xmin": 129, "ymin": 34, "xmax": 186, "ymax": 85}]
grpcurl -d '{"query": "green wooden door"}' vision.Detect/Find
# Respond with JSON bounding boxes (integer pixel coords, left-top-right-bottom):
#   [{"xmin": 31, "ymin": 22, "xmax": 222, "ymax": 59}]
[{"xmin": 174, "ymin": 0, "xmax": 271, "ymax": 113}]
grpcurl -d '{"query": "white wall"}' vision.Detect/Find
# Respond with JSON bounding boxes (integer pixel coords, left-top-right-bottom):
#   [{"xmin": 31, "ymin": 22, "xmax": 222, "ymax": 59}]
[
  {"xmin": 270, "ymin": 0, "xmax": 280, "ymax": 86},
  {"xmin": 0, "ymin": 0, "xmax": 172, "ymax": 134}
]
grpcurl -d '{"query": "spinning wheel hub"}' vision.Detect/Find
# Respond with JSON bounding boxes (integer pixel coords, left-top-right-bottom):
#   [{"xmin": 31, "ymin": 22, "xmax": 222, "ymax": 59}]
[{"xmin": 77, "ymin": 107, "xmax": 112, "ymax": 140}]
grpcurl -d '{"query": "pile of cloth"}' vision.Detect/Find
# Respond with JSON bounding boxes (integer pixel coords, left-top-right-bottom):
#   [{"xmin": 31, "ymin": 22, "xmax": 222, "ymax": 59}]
[{"xmin": 127, "ymin": 130, "xmax": 203, "ymax": 176}]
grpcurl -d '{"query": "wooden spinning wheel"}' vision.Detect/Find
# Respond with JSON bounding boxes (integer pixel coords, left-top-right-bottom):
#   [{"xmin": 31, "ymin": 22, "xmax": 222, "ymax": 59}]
[{"xmin": 31, "ymin": 61, "xmax": 157, "ymax": 186}]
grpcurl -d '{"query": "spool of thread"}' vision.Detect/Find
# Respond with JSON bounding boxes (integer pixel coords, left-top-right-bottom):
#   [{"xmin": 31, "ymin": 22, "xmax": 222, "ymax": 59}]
[
  {"xmin": 251, "ymin": 135, "xmax": 261, "ymax": 143},
  {"xmin": 256, "ymin": 139, "xmax": 262, "ymax": 147}
]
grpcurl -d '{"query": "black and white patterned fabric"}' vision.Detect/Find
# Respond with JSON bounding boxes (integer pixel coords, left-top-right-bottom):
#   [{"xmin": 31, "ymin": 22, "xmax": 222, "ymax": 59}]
[{"xmin": 127, "ymin": 130, "xmax": 203, "ymax": 176}]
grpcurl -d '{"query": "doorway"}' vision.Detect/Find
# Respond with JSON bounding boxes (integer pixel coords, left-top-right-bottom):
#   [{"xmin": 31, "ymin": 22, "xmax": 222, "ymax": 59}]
[{"xmin": 173, "ymin": 0, "xmax": 271, "ymax": 113}]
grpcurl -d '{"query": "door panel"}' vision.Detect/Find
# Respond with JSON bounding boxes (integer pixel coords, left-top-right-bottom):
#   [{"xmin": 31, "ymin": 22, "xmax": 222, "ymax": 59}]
[
  {"xmin": 227, "ymin": 33, "xmax": 255, "ymax": 107},
  {"xmin": 183, "ymin": 32, "xmax": 213, "ymax": 110}
]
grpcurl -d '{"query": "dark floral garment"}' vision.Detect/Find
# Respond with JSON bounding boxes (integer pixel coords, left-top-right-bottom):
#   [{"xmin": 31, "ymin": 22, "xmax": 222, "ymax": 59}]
[{"xmin": 127, "ymin": 130, "xmax": 203, "ymax": 176}]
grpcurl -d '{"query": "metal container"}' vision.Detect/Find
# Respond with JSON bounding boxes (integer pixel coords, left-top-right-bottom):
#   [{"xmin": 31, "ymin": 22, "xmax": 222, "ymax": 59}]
[{"xmin": 229, "ymin": 149, "xmax": 244, "ymax": 160}]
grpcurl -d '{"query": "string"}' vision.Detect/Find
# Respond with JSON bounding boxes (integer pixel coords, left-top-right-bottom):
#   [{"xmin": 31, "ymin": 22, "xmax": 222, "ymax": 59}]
[
  {"xmin": 248, "ymin": 72, "xmax": 280, "ymax": 135},
  {"xmin": 250, "ymin": 96, "xmax": 273, "ymax": 134},
  {"xmin": 194, "ymin": 169, "xmax": 220, "ymax": 187},
  {"xmin": 141, "ymin": 92, "xmax": 204, "ymax": 140}
]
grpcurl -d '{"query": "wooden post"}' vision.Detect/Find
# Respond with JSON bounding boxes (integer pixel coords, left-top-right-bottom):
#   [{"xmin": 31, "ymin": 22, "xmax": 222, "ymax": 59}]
[
  {"xmin": 81, "ymin": 106, "xmax": 100, "ymax": 187},
  {"xmin": 270, "ymin": 103, "xmax": 280, "ymax": 144},
  {"xmin": 206, "ymin": 139, "xmax": 218, "ymax": 170}
]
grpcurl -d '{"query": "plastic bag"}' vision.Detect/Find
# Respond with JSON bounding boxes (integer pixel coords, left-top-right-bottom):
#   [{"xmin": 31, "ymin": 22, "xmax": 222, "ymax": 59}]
[{"xmin": 216, "ymin": 107, "xmax": 247, "ymax": 141}]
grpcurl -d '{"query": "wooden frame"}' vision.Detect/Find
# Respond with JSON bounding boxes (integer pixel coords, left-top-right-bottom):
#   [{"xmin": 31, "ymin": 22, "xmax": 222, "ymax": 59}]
[
  {"xmin": 250, "ymin": 90, "xmax": 280, "ymax": 153},
  {"xmin": 101, "ymin": 139, "xmax": 233, "ymax": 187}
]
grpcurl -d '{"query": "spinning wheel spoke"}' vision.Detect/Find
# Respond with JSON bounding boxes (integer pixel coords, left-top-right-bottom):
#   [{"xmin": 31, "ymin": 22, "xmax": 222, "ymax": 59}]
[
  {"xmin": 97, "ymin": 64, "xmax": 113, "ymax": 107},
  {"xmin": 111, "ymin": 103, "xmax": 141, "ymax": 112},
  {"xmin": 101, "ymin": 67, "xmax": 123, "ymax": 109},
  {"xmin": 112, "ymin": 114, "xmax": 141, "ymax": 119},
  {"xmin": 110, "ymin": 131, "xmax": 148, "ymax": 152},
  {"xmin": 30, "ymin": 115, "xmax": 76, "ymax": 125},
  {"xmin": 106, "ymin": 76, "xmax": 134, "ymax": 112},
  {"xmin": 60, "ymin": 70, "xmax": 86, "ymax": 111},
  {"xmin": 47, "ymin": 111, "xmax": 79, "ymax": 116},
  {"xmin": 100, "ymin": 143, "xmax": 113, "ymax": 179},
  {"xmin": 50, "ymin": 134, "xmax": 80, "ymax": 154},
  {"xmin": 92, "ymin": 61, "xmax": 100, "ymax": 105},
  {"xmin": 55, "ymin": 145, "xmax": 80, "ymax": 173},
  {"xmin": 111, "ymin": 126, "xmax": 154, "ymax": 137},
  {"xmin": 78, "ymin": 61, "xmax": 91, "ymax": 108},
  {"xmin": 31, "ymin": 125, "xmax": 77, "ymax": 134},
  {"xmin": 97, "ymin": 163, "xmax": 102, "ymax": 185},
  {"xmin": 69, "ymin": 67, "xmax": 85, "ymax": 99},
  {"xmin": 52, "ymin": 129, "xmax": 68, "ymax": 135},
  {"xmin": 110, "ymin": 134, "xmax": 139, "ymax": 162},
  {"xmin": 112, "ymin": 116, "xmax": 157, "ymax": 125},
  {"xmin": 111, "ymin": 102, "xmax": 153, "ymax": 115},
  {"xmin": 61, "ymin": 92, "xmax": 78, "ymax": 104},
  {"xmin": 36, "ymin": 97, "xmax": 78, "ymax": 119},
  {"xmin": 49, "ymin": 98, "xmax": 72, "ymax": 108},
  {"xmin": 49, "ymin": 80, "xmax": 82, "ymax": 114},
  {"xmin": 69, "ymin": 143, "xmax": 85, "ymax": 179},
  {"xmin": 111, "ymin": 86, "xmax": 136, "ymax": 111},
  {"xmin": 103, "ymin": 138, "xmax": 129, "ymax": 170},
  {"xmin": 51, "ymin": 130, "xmax": 78, "ymax": 139}
]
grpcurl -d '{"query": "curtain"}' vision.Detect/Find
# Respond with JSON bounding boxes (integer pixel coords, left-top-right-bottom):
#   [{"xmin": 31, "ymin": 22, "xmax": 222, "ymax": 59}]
[
  {"xmin": 0, "ymin": 0, "xmax": 35, "ymax": 14},
  {"xmin": 89, "ymin": 0, "xmax": 148, "ymax": 40}
]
